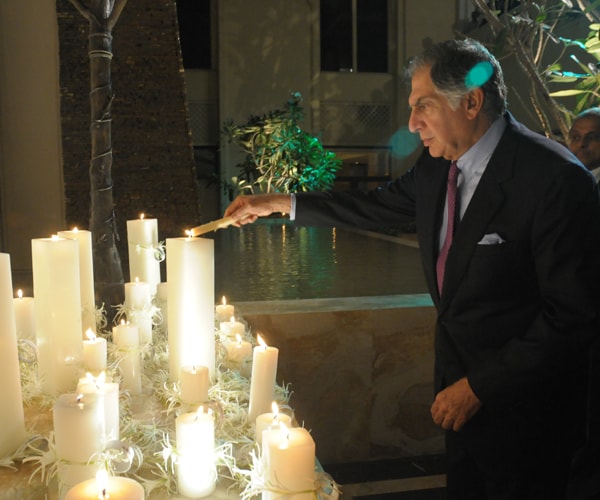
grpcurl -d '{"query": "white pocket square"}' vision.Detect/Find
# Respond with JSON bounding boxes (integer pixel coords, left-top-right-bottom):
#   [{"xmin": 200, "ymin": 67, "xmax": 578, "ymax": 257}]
[{"xmin": 478, "ymin": 233, "xmax": 505, "ymax": 245}]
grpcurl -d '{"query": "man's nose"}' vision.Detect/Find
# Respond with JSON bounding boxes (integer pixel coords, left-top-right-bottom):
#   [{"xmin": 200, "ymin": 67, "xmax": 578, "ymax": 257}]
[{"xmin": 408, "ymin": 110, "xmax": 419, "ymax": 133}]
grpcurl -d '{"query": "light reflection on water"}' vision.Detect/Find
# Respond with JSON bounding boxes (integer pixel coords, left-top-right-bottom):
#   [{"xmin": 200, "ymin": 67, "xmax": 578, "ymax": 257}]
[{"xmin": 212, "ymin": 220, "xmax": 428, "ymax": 302}]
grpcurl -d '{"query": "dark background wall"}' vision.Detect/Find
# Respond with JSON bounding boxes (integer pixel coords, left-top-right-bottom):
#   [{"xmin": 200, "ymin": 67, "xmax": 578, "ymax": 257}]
[{"xmin": 56, "ymin": 0, "xmax": 200, "ymax": 280}]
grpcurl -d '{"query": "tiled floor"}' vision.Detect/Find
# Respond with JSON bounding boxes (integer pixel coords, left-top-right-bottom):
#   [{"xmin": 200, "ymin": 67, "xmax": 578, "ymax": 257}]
[{"xmin": 324, "ymin": 455, "xmax": 446, "ymax": 499}]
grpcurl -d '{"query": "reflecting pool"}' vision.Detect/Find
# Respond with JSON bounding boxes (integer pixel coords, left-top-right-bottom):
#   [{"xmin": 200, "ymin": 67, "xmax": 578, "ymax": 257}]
[{"xmin": 211, "ymin": 219, "xmax": 428, "ymax": 302}]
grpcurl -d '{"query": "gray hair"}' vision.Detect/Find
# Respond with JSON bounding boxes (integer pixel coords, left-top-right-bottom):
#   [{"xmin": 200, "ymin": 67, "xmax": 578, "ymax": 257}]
[{"xmin": 406, "ymin": 38, "xmax": 508, "ymax": 119}]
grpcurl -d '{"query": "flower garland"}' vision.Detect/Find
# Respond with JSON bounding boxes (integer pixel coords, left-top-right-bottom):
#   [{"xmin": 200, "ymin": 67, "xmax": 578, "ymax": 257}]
[{"xmin": 4, "ymin": 303, "xmax": 340, "ymax": 499}]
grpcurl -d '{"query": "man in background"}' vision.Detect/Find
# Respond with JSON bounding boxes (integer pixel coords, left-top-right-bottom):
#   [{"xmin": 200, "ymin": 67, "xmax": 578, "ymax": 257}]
[{"xmin": 568, "ymin": 107, "xmax": 600, "ymax": 183}]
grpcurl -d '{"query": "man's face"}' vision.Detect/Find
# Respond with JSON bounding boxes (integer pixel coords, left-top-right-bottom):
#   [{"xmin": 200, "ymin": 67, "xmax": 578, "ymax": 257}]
[
  {"xmin": 568, "ymin": 116, "xmax": 600, "ymax": 170},
  {"xmin": 408, "ymin": 66, "xmax": 474, "ymax": 161}
]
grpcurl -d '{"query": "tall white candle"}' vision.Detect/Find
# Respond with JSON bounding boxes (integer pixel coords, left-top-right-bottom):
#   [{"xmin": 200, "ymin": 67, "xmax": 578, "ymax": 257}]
[
  {"xmin": 32, "ymin": 236, "xmax": 83, "ymax": 395},
  {"xmin": 58, "ymin": 228, "xmax": 96, "ymax": 335},
  {"xmin": 13, "ymin": 289, "xmax": 36, "ymax": 340},
  {"xmin": 166, "ymin": 236, "xmax": 215, "ymax": 381},
  {"xmin": 127, "ymin": 215, "xmax": 161, "ymax": 295},
  {"xmin": 82, "ymin": 329, "xmax": 107, "ymax": 374},
  {"xmin": 248, "ymin": 335, "xmax": 279, "ymax": 421},
  {"xmin": 0, "ymin": 254, "xmax": 26, "ymax": 458},
  {"xmin": 77, "ymin": 373, "xmax": 120, "ymax": 443},
  {"xmin": 112, "ymin": 322, "xmax": 142, "ymax": 395},
  {"xmin": 66, "ymin": 474, "xmax": 145, "ymax": 500},
  {"xmin": 155, "ymin": 281, "xmax": 168, "ymax": 333},
  {"xmin": 261, "ymin": 425, "xmax": 316, "ymax": 500},
  {"xmin": 53, "ymin": 393, "xmax": 104, "ymax": 494},
  {"xmin": 124, "ymin": 278, "xmax": 153, "ymax": 345},
  {"xmin": 176, "ymin": 407, "xmax": 216, "ymax": 498}
]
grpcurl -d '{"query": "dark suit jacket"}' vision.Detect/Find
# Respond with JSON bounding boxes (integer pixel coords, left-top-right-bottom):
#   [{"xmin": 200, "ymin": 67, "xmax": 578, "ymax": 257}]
[{"xmin": 295, "ymin": 113, "xmax": 600, "ymax": 473}]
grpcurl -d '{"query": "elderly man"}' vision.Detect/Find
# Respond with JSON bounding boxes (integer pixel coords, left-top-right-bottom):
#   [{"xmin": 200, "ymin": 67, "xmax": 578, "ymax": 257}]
[{"xmin": 224, "ymin": 39, "xmax": 600, "ymax": 499}]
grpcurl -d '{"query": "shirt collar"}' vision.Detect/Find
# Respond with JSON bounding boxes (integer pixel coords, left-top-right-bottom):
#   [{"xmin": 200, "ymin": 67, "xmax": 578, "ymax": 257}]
[{"xmin": 456, "ymin": 116, "xmax": 506, "ymax": 176}]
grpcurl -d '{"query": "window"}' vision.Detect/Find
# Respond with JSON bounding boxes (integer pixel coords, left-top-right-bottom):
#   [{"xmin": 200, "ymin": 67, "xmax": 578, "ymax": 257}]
[
  {"xmin": 176, "ymin": 0, "xmax": 212, "ymax": 69},
  {"xmin": 320, "ymin": 0, "xmax": 388, "ymax": 73}
]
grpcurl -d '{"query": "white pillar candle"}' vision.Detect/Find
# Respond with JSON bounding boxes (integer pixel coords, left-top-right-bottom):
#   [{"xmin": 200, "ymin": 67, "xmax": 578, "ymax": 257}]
[
  {"xmin": 32, "ymin": 236, "xmax": 83, "ymax": 395},
  {"xmin": 127, "ymin": 215, "xmax": 161, "ymax": 295},
  {"xmin": 13, "ymin": 289, "xmax": 36, "ymax": 340},
  {"xmin": 112, "ymin": 322, "xmax": 142, "ymax": 395},
  {"xmin": 58, "ymin": 228, "xmax": 96, "ymax": 335},
  {"xmin": 176, "ymin": 407, "xmax": 216, "ymax": 498},
  {"xmin": 77, "ymin": 373, "xmax": 120, "ymax": 442},
  {"xmin": 255, "ymin": 403, "xmax": 293, "ymax": 447},
  {"xmin": 248, "ymin": 335, "xmax": 279, "ymax": 421},
  {"xmin": 65, "ymin": 474, "xmax": 145, "ymax": 500},
  {"xmin": 220, "ymin": 316, "xmax": 245, "ymax": 338},
  {"xmin": 261, "ymin": 425, "xmax": 316, "ymax": 500},
  {"xmin": 180, "ymin": 365, "xmax": 209, "ymax": 404},
  {"xmin": 166, "ymin": 236, "xmax": 215, "ymax": 381},
  {"xmin": 215, "ymin": 296, "xmax": 234, "ymax": 322},
  {"xmin": 53, "ymin": 393, "xmax": 104, "ymax": 493},
  {"xmin": 124, "ymin": 278, "xmax": 151, "ymax": 310},
  {"xmin": 82, "ymin": 329, "xmax": 107, "ymax": 374},
  {"xmin": 155, "ymin": 281, "xmax": 168, "ymax": 332},
  {"xmin": 0, "ymin": 254, "xmax": 26, "ymax": 458}
]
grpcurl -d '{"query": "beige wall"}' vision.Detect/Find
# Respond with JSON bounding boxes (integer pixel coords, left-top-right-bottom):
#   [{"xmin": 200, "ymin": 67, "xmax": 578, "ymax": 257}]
[{"xmin": 0, "ymin": 0, "xmax": 64, "ymax": 277}]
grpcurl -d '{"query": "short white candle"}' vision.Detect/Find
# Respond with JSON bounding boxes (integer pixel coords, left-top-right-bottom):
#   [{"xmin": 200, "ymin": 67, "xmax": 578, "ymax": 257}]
[
  {"xmin": 58, "ymin": 228, "xmax": 96, "ymax": 335},
  {"xmin": 248, "ymin": 334, "xmax": 279, "ymax": 421},
  {"xmin": 215, "ymin": 296, "xmax": 234, "ymax": 322},
  {"xmin": 13, "ymin": 289, "xmax": 36, "ymax": 340},
  {"xmin": 124, "ymin": 278, "xmax": 152, "ymax": 310},
  {"xmin": 255, "ymin": 402, "xmax": 293, "ymax": 447},
  {"xmin": 0, "ymin": 255, "xmax": 26, "ymax": 458},
  {"xmin": 176, "ymin": 407, "xmax": 216, "ymax": 498},
  {"xmin": 261, "ymin": 424, "xmax": 316, "ymax": 500},
  {"xmin": 127, "ymin": 215, "xmax": 161, "ymax": 295},
  {"xmin": 82, "ymin": 329, "xmax": 107, "ymax": 373},
  {"xmin": 77, "ymin": 372, "xmax": 120, "ymax": 443},
  {"xmin": 225, "ymin": 334, "xmax": 253, "ymax": 363},
  {"xmin": 32, "ymin": 235, "xmax": 83, "ymax": 395},
  {"xmin": 65, "ymin": 473, "xmax": 145, "ymax": 500},
  {"xmin": 180, "ymin": 365, "xmax": 209, "ymax": 404},
  {"xmin": 220, "ymin": 316, "xmax": 245, "ymax": 338},
  {"xmin": 112, "ymin": 321, "xmax": 142, "ymax": 395},
  {"xmin": 53, "ymin": 393, "xmax": 104, "ymax": 469}
]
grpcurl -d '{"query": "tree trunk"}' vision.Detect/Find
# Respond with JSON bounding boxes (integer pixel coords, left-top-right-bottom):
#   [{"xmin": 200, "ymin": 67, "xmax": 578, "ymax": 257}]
[{"xmin": 69, "ymin": 0, "xmax": 128, "ymax": 321}]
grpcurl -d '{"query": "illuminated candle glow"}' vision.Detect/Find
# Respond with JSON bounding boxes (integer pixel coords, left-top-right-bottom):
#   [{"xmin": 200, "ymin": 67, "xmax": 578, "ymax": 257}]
[
  {"xmin": 127, "ymin": 215, "xmax": 161, "ymax": 295},
  {"xmin": 255, "ymin": 402, "xmax": 293, "ymax": 447},
  {"xmin": 65, "ymin": 470, "xmax": 145, "ymax": 500},
  {"xmin": 82, "ymin": 328, "xmax": 107, "ymax": 374},
  {"xmin": 215, "ymin": 296, "xmax": 234, "ymax": 322}
]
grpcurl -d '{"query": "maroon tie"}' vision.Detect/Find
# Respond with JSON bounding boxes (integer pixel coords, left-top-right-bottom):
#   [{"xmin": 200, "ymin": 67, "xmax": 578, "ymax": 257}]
[{"xmin": 436, "ymin": 161, "xmax": 459, "ymax": 294}]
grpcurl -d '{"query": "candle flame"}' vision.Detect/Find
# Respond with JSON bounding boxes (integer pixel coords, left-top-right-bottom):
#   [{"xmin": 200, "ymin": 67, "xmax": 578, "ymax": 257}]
[
  {"xmin": 185, "ymin": 229, "xmax": 193, "ymax": 238},
  {"xmin": 96, "ymin": 469, "xmax": 109, "ymax": 499},
  {"xmin": 271, "ymin": 401, "xmax": 279, "ymax": 416},
  {"xmin": 51, "ymin": 234, "xmax": 59, "ymax": 240},
  {"xmin": 85, "ymin": 328, "xmax": 96, "ymax": 341},
  {"xmin": 221, "ymin": 296, "xmax": 227, "ymax": 306},
  {"xmin": 257, "ymin": 334, "xmax": 267, "ymax": 349},
  {"xmin": 192, "ymin": 365, "xmax": 196, "ymax": 374},
  {"xmin": 72, "ymin": 227, "xmax": 79, "ymax": 232},
  {"xmin": 194, "ymin": 405, "xmax": 204, "ymax": 421},
  {"xmin": 140, "ymin": 213, "xmax": 145, "ymax": 220},
  {"xmin": 236, "ymin": 333, "xmax": 242, "ymax": 345},
  {"xmin": 17, "ymin": 289, "xmax": 23, "ymax": 299},
  {"xmin": 230, "ymin": 316, "xmax": 235, "ymax": 323},
  {"xmin": 76, "ymin": 393, "xmax": 84, "ymax": 405}
]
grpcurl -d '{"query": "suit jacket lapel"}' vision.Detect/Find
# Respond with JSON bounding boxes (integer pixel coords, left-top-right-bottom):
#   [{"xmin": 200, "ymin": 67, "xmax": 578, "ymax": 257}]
[{"xmin": 438, "ymin": 115, "xmax": 518, "ymax": 311}]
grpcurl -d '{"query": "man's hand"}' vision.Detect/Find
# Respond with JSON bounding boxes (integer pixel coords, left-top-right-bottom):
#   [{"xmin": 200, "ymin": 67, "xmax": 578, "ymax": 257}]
[
  {"xmin": 431, "ymin": 377, "xmax": 482, "ymax": 431},
  {"xmin": 224, "ymin": 194, "xmax": 292, "ymax": 226}
]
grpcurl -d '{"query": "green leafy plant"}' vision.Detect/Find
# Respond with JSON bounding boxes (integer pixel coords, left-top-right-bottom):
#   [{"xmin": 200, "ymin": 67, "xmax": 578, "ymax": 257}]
[
  {"xmin": 469, "ymin": 0, "xmax": 600, "ymax": 141},
  {"xmin": 222, "ymin": 92, "xmax": 341, "ymax": 197}
]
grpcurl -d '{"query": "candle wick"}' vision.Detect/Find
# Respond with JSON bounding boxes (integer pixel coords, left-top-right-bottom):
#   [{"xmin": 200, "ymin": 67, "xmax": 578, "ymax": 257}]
[{"xmin": 102, "ymin": 487, "xmax": 109, "ymax": 499}]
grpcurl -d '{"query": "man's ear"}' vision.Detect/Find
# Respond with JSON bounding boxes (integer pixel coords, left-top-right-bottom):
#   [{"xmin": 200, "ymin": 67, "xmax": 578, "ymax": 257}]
[{"xmin": 465, "ymin": 87, "xmax": 485, "ymax": 118}]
